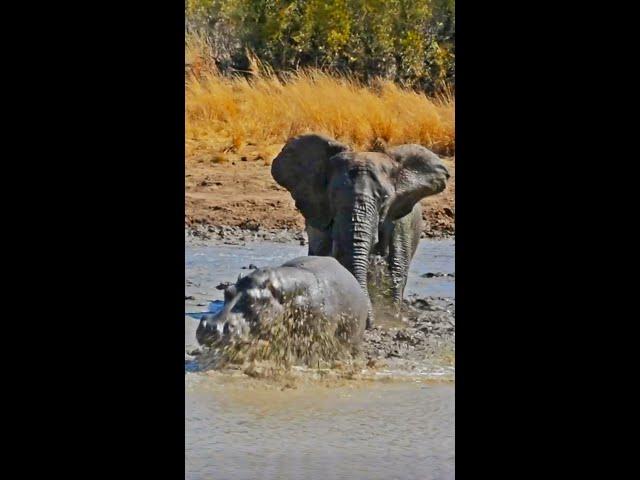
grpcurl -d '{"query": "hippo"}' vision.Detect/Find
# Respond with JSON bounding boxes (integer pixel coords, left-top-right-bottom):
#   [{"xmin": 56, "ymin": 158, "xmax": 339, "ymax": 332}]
[{"xmin": 196, "ymin": 256, "xmax": 369, "ymax": 348}]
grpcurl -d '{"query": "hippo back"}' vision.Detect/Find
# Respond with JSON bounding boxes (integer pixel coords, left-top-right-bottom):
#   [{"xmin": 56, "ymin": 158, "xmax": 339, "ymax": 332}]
[{"xmin": 281, "ymin": 256, "xmax": 368, "ymax": 340}]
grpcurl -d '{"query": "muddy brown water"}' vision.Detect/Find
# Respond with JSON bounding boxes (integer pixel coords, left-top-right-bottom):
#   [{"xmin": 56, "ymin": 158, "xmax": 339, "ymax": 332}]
[{"xmin": 185, "ymin": 238, "xmax": 454, "ymax": 480}]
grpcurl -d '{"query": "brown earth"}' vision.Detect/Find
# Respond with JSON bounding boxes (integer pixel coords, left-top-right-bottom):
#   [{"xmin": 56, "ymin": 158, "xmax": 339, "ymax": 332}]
[{"xmin": 185, "ymin": 145, "xmax": 455, "ymax": 237}]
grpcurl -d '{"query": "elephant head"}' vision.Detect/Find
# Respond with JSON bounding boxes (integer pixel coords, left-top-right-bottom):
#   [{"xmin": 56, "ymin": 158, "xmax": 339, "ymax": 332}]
[{"xmin": 271, "ymin": 134, "xmax": 449, "ymax": 312}]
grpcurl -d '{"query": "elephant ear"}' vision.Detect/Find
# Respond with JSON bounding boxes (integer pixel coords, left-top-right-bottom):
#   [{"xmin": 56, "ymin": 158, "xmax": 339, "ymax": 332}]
[
  {"xmin": 386, "ymin": 144, "xmax": 448, "ymax": 220},
  {"xmin": 271, "ymin": 133, "xmax": 350, "ymax": 230}
]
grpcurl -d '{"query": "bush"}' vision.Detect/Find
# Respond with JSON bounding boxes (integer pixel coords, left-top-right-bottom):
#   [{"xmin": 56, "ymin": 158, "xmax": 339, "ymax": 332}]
[{"xmin": 185, "ymin": 0, "xmax": 455, "ymax": 94}]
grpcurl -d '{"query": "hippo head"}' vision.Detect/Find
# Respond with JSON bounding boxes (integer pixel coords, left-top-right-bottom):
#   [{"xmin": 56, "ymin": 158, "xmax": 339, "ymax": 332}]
[{"xmin": 196, "ymin": 269, "xmax": 289, "ymax": 346}]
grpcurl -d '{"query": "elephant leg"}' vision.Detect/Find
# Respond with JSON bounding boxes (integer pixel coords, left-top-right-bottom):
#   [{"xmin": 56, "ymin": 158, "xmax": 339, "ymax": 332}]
[
  {"xmin": 388, "ymin": 205, "xmax": 422, "ymax": 308},
  {"xmin": 365, "ymin": 302, "xmax": 374, "ymax": 330},
  {"xmin": 306, "ymin": 222, "xmax": 332, "ymax": 256},
  {"xmin": 388, "ymin": 233, "xmax": 410, "ymax": 306}
]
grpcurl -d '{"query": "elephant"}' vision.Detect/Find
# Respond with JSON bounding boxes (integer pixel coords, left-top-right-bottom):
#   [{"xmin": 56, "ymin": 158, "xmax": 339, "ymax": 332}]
[
  {"xmin": 271, "ymin": 133, "xmax": 450, "ymax": 329},
  {"xmin": 196, "ymin": 256, "xmax": 369, "ymax": 348}
]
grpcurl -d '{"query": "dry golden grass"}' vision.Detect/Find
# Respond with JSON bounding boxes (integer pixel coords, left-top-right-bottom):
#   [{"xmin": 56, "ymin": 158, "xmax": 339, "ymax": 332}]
[{"xmin": 185, "ymin": 58, "xmax": 455, "ymax": 159}]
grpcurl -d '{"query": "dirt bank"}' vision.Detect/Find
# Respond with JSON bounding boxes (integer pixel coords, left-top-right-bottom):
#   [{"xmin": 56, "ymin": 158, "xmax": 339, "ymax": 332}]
[{"xmin": 185, "ymin": 149, "xmax": 455, "ymax": 238}]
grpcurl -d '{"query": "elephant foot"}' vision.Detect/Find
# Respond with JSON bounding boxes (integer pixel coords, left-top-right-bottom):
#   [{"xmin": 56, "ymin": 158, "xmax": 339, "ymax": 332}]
[{"xmin": 365, "ymin": 314, "xmax": 374, "ymax": 330}]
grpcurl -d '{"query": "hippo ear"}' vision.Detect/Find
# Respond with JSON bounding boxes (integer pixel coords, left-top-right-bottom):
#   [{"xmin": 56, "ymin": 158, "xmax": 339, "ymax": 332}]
[
  {"xmin": 224, "ymin": 285, "xmax": 237, "ymax": 302},
  {"xmin": 386, "ymin": 144, "xmax": 449, "ymax": 220},
  {"xmin": 271, "ymin": 133, "xmax": 350, "ymax": 230}
]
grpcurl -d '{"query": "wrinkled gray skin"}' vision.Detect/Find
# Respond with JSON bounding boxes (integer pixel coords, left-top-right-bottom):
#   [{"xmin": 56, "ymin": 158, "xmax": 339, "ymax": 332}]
[
  {"xmin": 196, "ymin": 256, "xmax": 368, "ymax": 347},
  {"xmin": 271, "ymin": 134, "xmax": 449, "ymax": 329}
]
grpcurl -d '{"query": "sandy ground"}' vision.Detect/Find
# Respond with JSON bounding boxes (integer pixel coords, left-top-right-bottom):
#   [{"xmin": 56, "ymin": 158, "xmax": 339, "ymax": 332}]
[{"xmin": 185, "ymin": 147, "xmax": 455, "ymax": 238}]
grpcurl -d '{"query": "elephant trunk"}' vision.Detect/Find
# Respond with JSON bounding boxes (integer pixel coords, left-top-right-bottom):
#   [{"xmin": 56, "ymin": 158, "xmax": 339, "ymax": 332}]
[
  {"xmin": 352, "ymin": 236, "xmax": 375, "ymax": 329},
  {"xmin": 351, "ymin": 220, "xmax": 373, "ymax": 290},
  {"xmin": 333, "ymin": 195, "xmax": 378, "ymax": 328}
]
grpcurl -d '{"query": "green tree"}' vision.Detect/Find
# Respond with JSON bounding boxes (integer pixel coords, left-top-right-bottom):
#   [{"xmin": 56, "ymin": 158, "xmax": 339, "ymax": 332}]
[{"xmin": 185, "ymin": 0, "xmax": 455, "ymax": 93}]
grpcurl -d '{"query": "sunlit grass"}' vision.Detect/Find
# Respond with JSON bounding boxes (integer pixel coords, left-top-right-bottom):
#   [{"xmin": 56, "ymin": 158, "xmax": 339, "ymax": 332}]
[{"xmin": 185, "ymin": 52, "xmax": 455, "ymax": 159}]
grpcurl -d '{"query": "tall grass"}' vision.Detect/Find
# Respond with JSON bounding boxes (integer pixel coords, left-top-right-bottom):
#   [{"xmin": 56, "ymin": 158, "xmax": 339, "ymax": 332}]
[{"xmin": 185, "ymin": 54, "xmax": 455, "ymax": 159}]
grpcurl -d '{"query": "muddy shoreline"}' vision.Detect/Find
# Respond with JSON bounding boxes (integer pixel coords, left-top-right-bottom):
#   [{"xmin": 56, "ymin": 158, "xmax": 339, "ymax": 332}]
[
  {"xmin": 187, "ymin": 294, "xmax": 454, "ymax": 381},
  {"xmin": 185, "ymin": 223, "xmax": 454, "ymax": 246}
]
